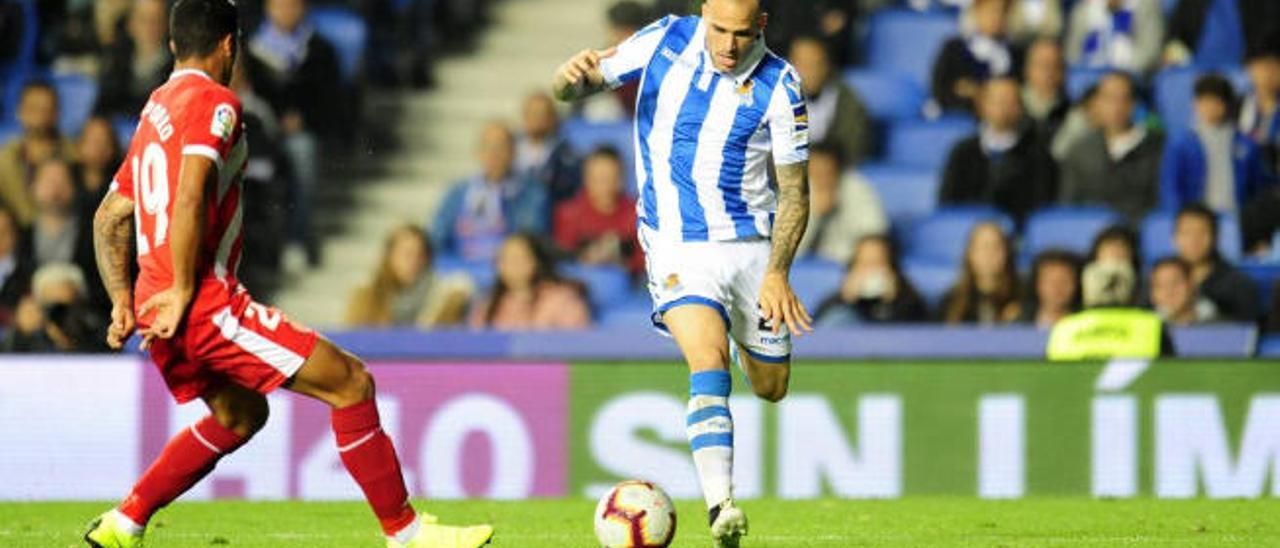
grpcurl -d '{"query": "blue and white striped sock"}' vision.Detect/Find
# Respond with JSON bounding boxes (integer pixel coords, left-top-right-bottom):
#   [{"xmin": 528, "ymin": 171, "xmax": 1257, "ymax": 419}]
[{"xmin": 687, "ymin": 370, "xmax": 733, "ymax": 508}]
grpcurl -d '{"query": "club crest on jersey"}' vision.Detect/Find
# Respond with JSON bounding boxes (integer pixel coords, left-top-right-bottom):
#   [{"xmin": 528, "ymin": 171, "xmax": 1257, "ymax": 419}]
[
  {"xmin": 210, "ymin": 103, "xmax": 236, "ymax": 142},
  {"xmin": 736, "ymin": 81, "xmax": 755, "ymax": 106}
]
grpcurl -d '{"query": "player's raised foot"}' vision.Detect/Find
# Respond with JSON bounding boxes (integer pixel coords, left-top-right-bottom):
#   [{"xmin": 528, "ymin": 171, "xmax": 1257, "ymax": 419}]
[
  {"xmin": 709, "ymin": 500, "xmax": 748, "ymax": 548},
  {"xmin": 83, "ymin": 510, "xmax": 144, "ymax": 548},
  {"xmin": 386, "ymin": 513, "xmax": 494, "ymax": 548}
]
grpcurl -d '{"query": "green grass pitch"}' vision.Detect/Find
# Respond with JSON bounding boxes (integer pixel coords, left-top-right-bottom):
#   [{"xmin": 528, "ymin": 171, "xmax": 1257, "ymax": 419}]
[{"xmin": 2, "ymin": 498, "xmax": 1278, "ymax": 547}]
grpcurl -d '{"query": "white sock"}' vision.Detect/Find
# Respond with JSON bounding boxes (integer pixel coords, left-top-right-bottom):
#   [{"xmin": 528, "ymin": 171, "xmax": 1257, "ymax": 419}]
[
  {"xmin": 390, "ymin": 518, "xmax": 420, "ymax": 545},
  {"xmin": 688, "ymin": 370, "xmax": 734, "ymax": 508},
  {"xmin": 110, "ymin": 510, "xmax": 144, "ymax": 536}
]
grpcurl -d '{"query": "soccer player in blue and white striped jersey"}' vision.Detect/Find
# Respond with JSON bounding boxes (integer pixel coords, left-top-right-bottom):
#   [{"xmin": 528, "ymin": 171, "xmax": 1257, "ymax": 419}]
[{"xmin": 553, "ymin": 1, "xmax": 812, "ymax": 545}]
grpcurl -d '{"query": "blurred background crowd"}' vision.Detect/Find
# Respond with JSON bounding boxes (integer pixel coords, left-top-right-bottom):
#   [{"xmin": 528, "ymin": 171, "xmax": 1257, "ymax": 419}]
[{"xmin": 2, "ymin": 0, "xmax": 1280, "ymax": 353}]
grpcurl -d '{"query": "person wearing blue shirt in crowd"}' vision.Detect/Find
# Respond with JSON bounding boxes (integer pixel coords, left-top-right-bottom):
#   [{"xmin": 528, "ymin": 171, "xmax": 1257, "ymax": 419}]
[
  {"xmin": 1159, "ymin": 74, "xmax": 1271, "ymax": 214},
  {"xmin": 432, "ymin": 121, "xmax": 549, "ymax": 262}
]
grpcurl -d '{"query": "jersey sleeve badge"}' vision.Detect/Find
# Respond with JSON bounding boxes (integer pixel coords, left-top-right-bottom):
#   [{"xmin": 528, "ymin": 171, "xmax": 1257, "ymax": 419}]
[{"xmin": 210, "ymin": 103, "xmax": 237, "ymax": 142}]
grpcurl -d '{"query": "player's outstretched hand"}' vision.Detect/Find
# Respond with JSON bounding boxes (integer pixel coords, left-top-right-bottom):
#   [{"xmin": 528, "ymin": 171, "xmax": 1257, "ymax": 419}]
[
  {"xmin": 106, "ymin": 301, "xmax": 136, "ymax": 350},
  {"xmin": 554, "ymin": 47, "xmax": 617, "ymax": 94},
  {"xmin": 758, "ymin": 272, "xmax": 813, "ymax": 337},
  {"xmin": 137, "ymin": 287, "xmax": 193, "ymax": 350}
]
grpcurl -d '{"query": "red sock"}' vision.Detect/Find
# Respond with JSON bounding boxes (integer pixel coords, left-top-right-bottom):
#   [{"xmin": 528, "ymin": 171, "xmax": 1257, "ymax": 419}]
[
  {"xmin": 332, "ymin": 399, "xmax": 416, "ymax": 536},
  {"xmin": 118, "ymin": 415, "xmax": 247, "ymax": 525}
]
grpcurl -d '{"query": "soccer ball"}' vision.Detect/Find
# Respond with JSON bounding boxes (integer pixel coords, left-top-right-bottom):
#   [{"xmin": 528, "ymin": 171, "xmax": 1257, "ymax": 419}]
[{"xmin": 593, "ymin": 480, "xmax": 677, "ymax": 548}]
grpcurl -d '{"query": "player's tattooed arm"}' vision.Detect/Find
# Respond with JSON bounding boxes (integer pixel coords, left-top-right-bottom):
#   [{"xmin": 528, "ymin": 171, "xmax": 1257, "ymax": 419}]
[
  {"xmin": 93, "ymin": 192, "xmax": 136, "ymax": 306},
  {"xmin": 758, "ymin": 161, "xmax": 814, "ymax": 336},
  {"xmin": 552, "ymin": 47, "xmax": 616, "ymax": 102},
  {"xmin": 768, "ymin": 161, "xmax": 810, "ymax": 274}
]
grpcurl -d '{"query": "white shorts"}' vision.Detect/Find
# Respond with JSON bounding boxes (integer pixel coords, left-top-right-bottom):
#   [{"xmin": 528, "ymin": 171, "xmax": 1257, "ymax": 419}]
[{"xmin": 640, "ymin": 227, "xmax": 792, "ymax": 363}]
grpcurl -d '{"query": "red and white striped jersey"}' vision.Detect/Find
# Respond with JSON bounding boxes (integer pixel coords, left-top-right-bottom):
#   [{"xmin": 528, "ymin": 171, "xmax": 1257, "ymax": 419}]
[{"xmin": 111, "ymin": 68, "xmax": 248, "ymax": 310}]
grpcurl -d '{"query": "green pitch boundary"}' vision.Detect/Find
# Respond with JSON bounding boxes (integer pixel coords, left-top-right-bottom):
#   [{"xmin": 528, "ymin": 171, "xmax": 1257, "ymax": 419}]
[{"xmin": 1, "ymin": 499, "xmax": 1277, "ymax": 547}]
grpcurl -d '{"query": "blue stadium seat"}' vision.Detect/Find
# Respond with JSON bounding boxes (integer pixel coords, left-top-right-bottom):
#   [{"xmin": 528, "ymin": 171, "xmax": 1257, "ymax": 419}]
[
  {"xmin": 1066, "ymin": 67, "xmax": 1108, "ymax": 101},
  {"xmin": 598, "ymin": 293, "xmax": 654, "ymax": 329},
  {"xmin": 790, "ymin": 258, "xmax": 844, "ymax": 311},
  {"xmin": 860, "ymin": 163, "xmax": 938, "ymax": 224},
  {"xmin": 1238, "ymin": 262, "xmax": 1280, "ymax": 308},
  {"xmin": 902, "ymin": 258, "xmax": 956, "ymax": 308},
  {"xmin": 112, "ymin": 116, "xmax": 139, "ymax": 148},
  {"xmin": 884, "ymin": 117, "xmax": 975, "ymax": 170},
  {"xmin": 561, "ymin": 263, "xmax": 633, "ymax": 312},
  {"xmin": 906, "ymin": 206, "xmax": 1013, "ymax": 265},
  {"xmin": 310, "ymin": 7, "xmax": 368, "ymax": 81},
  {"xmin": 1258, "ymin": 334, "xmax": 1280, "ymax": 357},
  {"xmin": 1022, "ymin": 206, "xmax": 1122, "ymax": 258},
  {"xmin": 0, "ymin": 120, "xmax": 18, "ymax": 145},
  {"xmin": 1140, "ymin": 210, "xmax": 1242, "ymax": 264},
  {"xmin": 842, "ymin": 69, "xmax": 925, "ymax": 120},
  {"xmin": 864, "ymin": 9, "xmax": 957, "ymax": 89},
  {"xmin": 560, "ymin": 118, "xmax": 636, "ymax": 187},
  {"xmin": 52, "ymin": 74, "xmax": 98, "ymax": 136}
]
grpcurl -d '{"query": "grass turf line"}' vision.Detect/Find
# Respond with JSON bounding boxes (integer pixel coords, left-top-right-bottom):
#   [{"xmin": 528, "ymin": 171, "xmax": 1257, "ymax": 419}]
[{"xmin": 1, "ymin": 498, "xmax": 1277, "ymax": 547}]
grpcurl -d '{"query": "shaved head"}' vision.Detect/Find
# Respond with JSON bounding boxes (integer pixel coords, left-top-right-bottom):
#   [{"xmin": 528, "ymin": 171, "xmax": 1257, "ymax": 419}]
[{"xmin": 702, "ymin": 0, "xmax": 767, "ymax": 73}]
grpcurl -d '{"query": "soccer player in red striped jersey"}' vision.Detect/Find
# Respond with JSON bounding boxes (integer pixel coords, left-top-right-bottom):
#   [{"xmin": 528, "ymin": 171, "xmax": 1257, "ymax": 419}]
[{"xmin": 85, "ymin": 1, "xmax": 493, "ymax": 547}]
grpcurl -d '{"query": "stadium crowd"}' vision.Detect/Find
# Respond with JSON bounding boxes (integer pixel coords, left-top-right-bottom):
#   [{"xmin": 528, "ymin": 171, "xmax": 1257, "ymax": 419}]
[
  {"xmin": 4, "ymin": 0, "xmax": 1280, "ymax": 351},
  {"xmin": 345, "ymin": 0, "xmax": 1280, "ymax": 334},
  {"xmin": 0, "ymin": 0, "xmax": 495, "ymax": 350}
]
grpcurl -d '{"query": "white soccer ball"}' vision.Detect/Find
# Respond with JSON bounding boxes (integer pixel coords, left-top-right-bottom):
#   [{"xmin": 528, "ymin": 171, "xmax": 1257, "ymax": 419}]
[{"xmin": 593, "ymin": 480, "xmax": 677, "ymax": 548}]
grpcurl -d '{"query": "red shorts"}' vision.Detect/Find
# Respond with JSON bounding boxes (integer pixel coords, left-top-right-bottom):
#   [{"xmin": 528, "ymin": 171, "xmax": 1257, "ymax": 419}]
[{"xmin": 145, "ymin": 286, "xmax": 319, "ymax": 403}]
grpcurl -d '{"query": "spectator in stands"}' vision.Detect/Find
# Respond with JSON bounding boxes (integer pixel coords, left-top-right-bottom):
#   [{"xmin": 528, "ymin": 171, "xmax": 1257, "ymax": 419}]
[
  {"xmin": 27, "ymin": 159, "xmax": 96, "ymax": 292},
  {"xmin": 1240, "ymin": 45, "xmax": 1280, "ymax": 175},
  {"xmin": 789, "ymin": 36, "xmax": 872, "ymax": 166},
  {"xmin": 940, "ymin": 77, "xmax": 1057, "ymax": 225},
  {"xmin": 553, "ymin": 147, "xmax": 643, "ymax": 276},
  {"xmin": 1064, "ymin": 0, "xmax": 1164, "ymax": 74},
  {"xmin": 0, "ymin": 206, "xmax": 32, "ymax": 327},
  {"xmin": 1060, "ymin": 72, "xmax": 1164, "ymax": 222},
  {"xmin": 814, "ymin": 235, "xmax": 927, "ymax": 325},
  {"xmin": 1051, "ymin": 83, "xmax": 1102, "ymax": 162},
  {"xmin": 95, "ymin": 0, "xmax": 172, "ymax": 119},
  {"xmin": 1022, "ymin": 39, "xmax": 1070, "ymax": 144},
  {"xmin": 1019, "ymin": 250, "xmax": 1081, "ymax": 328},
  {"xmin": 1173, "ymin": 204, "xmax": 1259, "ymax": 322},
  {"xmin": 940, "ymin": 221, "xmax": 1022, "ymax": 324},
  {"xmin": 1149, "ymin": 256, "xmax": 1217, "ymax": 325},
  {"xmin": 575, "ymin": 0, "xmax": 649, "ymax": 121},
  {"xmin": 931, "ymin": 0, "xmax": 1017, "ymax": 113},
  {"xmin": 246, "ymin": 0, "xmax": 347, "ymax": 267},
  {"xmin": 433, "ymin": 122, "xmax": 549, "ymax": 262},
  {"xmin": 231, "ymin": 62, "xmax": 292, "ymax": 293},
  {"xmin": 992, "ymin": 0, "xmax": 1065, "ymax": 44},
  {"xmin": 1160, "ymin": 74, "xmax": 1271, "ymax": 215},
  {"xmin": 0, "ymin": 262, "xmax": 106, "ymax": 353},
  {"xmin": 1048, "ymin": 257, "xmax": 1176, "ymax": 359},
  {"xmin": 763, "ymin": 0, "xmax": 858, "ymax": 68},
  {"xmin": 470, "ymin": 233, "xmax": 592, "ymax": 330},
  {"xmin": 517, "ymin": 92, "xmax": 581, "ymax": 203},
  {"xmin": 1087, "ymin": 224, "xmax": 1143, "ymax": 304},
  {"xmin": 73, "ymin": 116, "xmax": 122, "ymax": 216},
  {"xmin": 1163, "ymin": 0, "xmax": 1280, "ymax": 69},
  {"xmin": 347, "ymin": 224, "xmax": 474, "ymax": 328},
  {"xmin": 0, "ymin": 81, "xmax": 78, "ymax": 227},
  {"xmin": 797, "ymin": 143, "xmax": 887, "ymax": 265}
]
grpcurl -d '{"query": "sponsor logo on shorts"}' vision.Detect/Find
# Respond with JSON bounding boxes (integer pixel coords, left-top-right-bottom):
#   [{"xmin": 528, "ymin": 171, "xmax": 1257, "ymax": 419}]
[{"xmin": 663, "ymin": 273, "xmax": 682, "ymax": 292}]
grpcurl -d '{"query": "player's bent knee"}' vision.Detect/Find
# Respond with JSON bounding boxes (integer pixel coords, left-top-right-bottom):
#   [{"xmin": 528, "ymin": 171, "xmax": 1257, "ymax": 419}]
[
  {"xmin": 750, "ymin": 366, "xmax": 790, "ymax": 403},
  {"xmin": 209, "ymin": 392, "xmax": 270, "ymax": 437},
  {"xmin": 332, "ymin": 356, "xmax": 375, "ymax": 408},
  {"xmin": 684, "ymin": 345, "xmax": 730, "ymax": 372}
]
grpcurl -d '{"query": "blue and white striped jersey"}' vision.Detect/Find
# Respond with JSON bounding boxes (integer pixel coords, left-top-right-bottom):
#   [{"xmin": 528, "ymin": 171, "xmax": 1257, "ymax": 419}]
[{"xmin": 599, "ymin": 15, "xmax": 810, "ymax": 242}]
